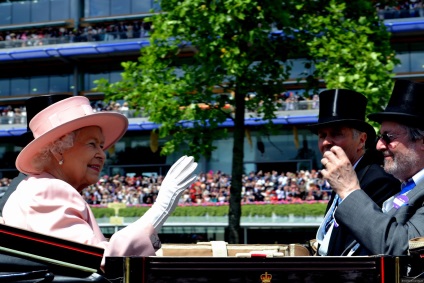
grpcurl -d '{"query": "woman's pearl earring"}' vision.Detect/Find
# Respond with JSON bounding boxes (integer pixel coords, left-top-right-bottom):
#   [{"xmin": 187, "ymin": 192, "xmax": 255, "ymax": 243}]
[{"xmin": 59, "ymin": 160, "xmax": 63, "ymax": 165}]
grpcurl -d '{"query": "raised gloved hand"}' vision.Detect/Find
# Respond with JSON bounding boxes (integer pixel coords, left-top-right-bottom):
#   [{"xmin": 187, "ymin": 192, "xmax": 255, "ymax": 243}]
[{"xmin": 141, "ymin": 155, "xmax": 198, "ymax": 231}]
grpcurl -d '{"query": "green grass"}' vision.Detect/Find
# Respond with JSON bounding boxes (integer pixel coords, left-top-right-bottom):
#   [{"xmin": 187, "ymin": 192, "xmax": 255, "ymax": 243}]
[{"xmin": 90, "ymin": 202, "xmax": 327, "ymax": 218}]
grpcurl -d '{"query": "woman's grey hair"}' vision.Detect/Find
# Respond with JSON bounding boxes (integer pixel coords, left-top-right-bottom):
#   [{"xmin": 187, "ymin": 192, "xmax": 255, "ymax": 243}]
[{"xmin": 31, "ymin": 130, "xmax": 79, "ymax": 172}]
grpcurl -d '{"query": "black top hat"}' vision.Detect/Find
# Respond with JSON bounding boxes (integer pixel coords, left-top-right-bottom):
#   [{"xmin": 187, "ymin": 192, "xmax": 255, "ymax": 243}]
[
  {"xmin": 17, "ymin": 94, "xmax": 72, "ymax": 147},
  {"xmin": 368, "ymin": 79, "xmax": 424, "ymax": 129},
  {"xmin": 308, "ymin": 89, "xmax": 376, "ymax": 148}
]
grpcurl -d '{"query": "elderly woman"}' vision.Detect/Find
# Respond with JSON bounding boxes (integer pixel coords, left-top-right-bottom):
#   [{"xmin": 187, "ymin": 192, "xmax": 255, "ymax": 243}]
[{"xmin": 1, "ymin": 96, "xmax": 197, "ymax": 270}]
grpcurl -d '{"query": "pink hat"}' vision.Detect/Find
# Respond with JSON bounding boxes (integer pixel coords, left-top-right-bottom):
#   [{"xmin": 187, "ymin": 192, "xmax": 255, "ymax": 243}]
[{"xmin": 16, "ymin": 96, "xmax": 128, "ymax": 175}]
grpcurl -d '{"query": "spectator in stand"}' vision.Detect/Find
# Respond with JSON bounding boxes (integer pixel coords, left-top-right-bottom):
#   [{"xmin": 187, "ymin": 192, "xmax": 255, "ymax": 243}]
[
  {"xmin": 417, "ymin": 0, "xmax": 424, "ymax": 17},
  {"xmin": 202, "ymin": 191, "xmax": 211, "ymax": 203},
  {"xmin": 316, "ymin": 171, "xmax": 331, "ymax": 191},
  {"xmin": 277, "ymin": 171, "xmax": 288, "ymax": 187},
  {"xmin": 6, "ymin": 106, "xmax": 14, "ymax": 124},
  {"xmin": 217, "ymin": 191, "xmax": 228, "ymax": 203},
  {"xmin": 269, "ymin": 192, "xmax": 278, "ymax": 202},
  {"xmin": 181, "ymin": 189, "xmax": 191, "ymax": 203},
  {"xmin": 113, "ymin": 102, "xmax": 121, "ymax": 112},
  {"xmin": 132, "ymin": 20, "xmax": 142, "ymax": 38},
  {"xmin": 13, "ymin": 108, "xmax": 24, "ymax": 124},
  {"xmin": 142, "ymin": 188, "xmax": 154, "ymax": 204},
  {"xmin": 289, "ymin": 182, "xmax": 303, "ymax": 199},
  {"xmin": 307, "ymin": 183, "xmax": 320, "ymax": 200},
  {"xmin": 321, "ymin": 191, "xmax": 330, "ymax": 201},
  {"xmin": 305, "ymin": 190, "xmax": 316, "ymax": 201},
  {"xmin": 275, "ymin": 185, "xmax": 287, "ymax": 201},
  {"xmin": 311, "ymin": 94, "xmax": 320, "ymax": 109},
  {"xmin": 119, "ymin": 102, "xmax": 130, "ymax": 117},
  {"xmin": 209, "ymin": 192, "xmax": 219, "ymax": 203},
  {"xmin": 308, "ymin": 88, "xmax": 400, "ymax": 256},
  {"xmin": 285, "ymin": 92, "xmax": 298, "ymax": 110}
]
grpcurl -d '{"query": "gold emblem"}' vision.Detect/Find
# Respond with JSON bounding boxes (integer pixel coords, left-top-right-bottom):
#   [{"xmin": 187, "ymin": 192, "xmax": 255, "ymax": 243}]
[{"xmin": 260, "ymin": 272, "xmax": 272, "ymax": 283}]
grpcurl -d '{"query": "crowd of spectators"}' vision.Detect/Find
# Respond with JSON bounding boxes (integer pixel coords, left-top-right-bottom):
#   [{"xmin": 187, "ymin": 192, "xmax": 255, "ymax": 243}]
[
  {"xmin": 79, "ymin": 168, "xmax": 331, "ymax": 206},
  {"xmin": 377, "ymin": 0, "xmax": 424, "ymax": 19},
  {"xmin": 0, "ymin": 1, "xmax": 423, "ymax": 48},
  {"xmin": 0, "ymin": 100, "xmax": 138, "ymax": 126},
  {"xmin": 0, "ymin": 19, "xmax": 152, "ymax": 48},
  {"xmin": 0, "ymin": 93, "xmax": 320, "ymax": 126}
]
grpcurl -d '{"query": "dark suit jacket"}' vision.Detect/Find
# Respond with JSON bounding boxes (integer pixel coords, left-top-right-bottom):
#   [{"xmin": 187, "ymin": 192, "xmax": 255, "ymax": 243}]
[
  {"xmin": 321, "ymin": 149, "xmax": 401, "ymax": 256},
  {"xmin": 336, "ymin": 176, "xmax": 424, "ymax": 256}
]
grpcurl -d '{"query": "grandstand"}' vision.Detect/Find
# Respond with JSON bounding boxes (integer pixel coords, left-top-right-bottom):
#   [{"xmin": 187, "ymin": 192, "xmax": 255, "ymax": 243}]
[{"xmin": 0, "ymin": 0, "xmax": 422, "ymax": 179}]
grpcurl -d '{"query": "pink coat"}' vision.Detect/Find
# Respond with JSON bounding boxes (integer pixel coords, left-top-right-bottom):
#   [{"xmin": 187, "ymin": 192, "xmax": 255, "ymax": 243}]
[{"xmin": 2, "ymin": 172, "xmax": 156, "ymax": 270}]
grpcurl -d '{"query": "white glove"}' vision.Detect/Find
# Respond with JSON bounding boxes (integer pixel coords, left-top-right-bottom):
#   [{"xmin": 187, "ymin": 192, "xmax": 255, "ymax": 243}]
[{"xmin": 141, "ymin": 155, "xmax": 198, "ymax": 231}]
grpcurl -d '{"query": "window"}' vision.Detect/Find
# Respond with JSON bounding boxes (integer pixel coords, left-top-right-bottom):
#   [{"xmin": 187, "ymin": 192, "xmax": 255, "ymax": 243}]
[
  {"xmin": 11, "ymin": 0, "xmax": 30, "ymax": 24},
  {"xmin": 111, "ymin": 0, "xmax": 130, "ymax": 15},
  {"xmin": 30, "ymin": 0, "xmax": 49, "ymax": 22},
  {"xmin": 49, "ymin": 75, "xmax": 72, "ymax": 93},
  {"xmin": 11, "ymin": 78, "xmax": 29, "ymax": 95},
  {"xmin": 0, "ymin": 79, "xmax": 10, "ymax": 96},
  {"xmin": 30, "ymin": 76, "xmax": 48, "ymax": 94},
  {"xmin": 0, "ymin": 2, "xmax": 12, "ymax": 25}
]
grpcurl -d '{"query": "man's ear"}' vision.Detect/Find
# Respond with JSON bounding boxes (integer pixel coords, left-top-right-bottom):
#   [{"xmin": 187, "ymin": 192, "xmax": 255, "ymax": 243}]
[{"xmin": 359, "ymin": 132, "xmax": 367, "ymax": 149}]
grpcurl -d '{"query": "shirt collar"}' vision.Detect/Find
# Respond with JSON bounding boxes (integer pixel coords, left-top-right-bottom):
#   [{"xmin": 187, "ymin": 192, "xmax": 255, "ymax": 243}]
[
  {"xmin": 410, "ymin": 168, "xmax": 424, "ymax": 188},
  {"xmin": 352, "ymin": 155, "xmax": 363, "ymax": 169}
]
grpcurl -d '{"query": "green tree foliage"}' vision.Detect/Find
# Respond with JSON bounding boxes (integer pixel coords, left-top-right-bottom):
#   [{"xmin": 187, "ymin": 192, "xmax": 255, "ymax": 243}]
[
  {"xmin": 95, "ymin": 0, "xmax": 398, "ymax": 243},
  {"xmin": 295, "ymin": 0, "xmax": 399, "ymax": 121}
]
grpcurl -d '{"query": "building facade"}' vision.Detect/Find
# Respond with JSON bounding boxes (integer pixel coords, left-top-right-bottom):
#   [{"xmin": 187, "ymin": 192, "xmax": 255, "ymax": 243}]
[{"xmin": 0, "ymin": 0, "xmax": 423, "ymax": 178}]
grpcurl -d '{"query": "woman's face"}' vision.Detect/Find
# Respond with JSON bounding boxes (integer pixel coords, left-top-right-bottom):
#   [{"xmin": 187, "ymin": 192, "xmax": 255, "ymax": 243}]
[{"xmin": 61, "ymin": 126, "xmax": 106, "ymax": 191}]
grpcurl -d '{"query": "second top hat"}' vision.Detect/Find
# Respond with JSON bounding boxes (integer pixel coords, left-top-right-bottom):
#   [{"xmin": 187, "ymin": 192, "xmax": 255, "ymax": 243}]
[{"xmin": 368, "ymin": 79, "xmax": 424, "ymax": 129}]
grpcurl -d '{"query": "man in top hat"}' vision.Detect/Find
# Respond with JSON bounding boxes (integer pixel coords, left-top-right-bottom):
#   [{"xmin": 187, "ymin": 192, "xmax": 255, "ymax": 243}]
[
  {"xmin": 321, "ymin": 79, "xmax": 424, "ymax": 257},
  {"xmin": 0, "ymin": 94, "xmax": 71, "ymax": 217},
  {"xmin": 309, "ymin": 88, "xmax": 400, "ymax": 256}
]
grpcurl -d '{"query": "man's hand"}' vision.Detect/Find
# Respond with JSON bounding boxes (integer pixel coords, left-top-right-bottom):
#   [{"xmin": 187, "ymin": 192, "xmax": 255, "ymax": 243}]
[{"xmin": 321, "ymin": 146, "xmax": 360, "ymax": 199}]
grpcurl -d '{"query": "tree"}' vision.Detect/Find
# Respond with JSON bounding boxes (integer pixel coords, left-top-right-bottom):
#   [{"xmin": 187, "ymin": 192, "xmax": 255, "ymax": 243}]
[
  {"xmin": 96, "ymin": 0, "xmax": 399, "ymax": 244},
  {"xmin": 97, "ymin": 0, "xmax": 295, "ymax": 244}
]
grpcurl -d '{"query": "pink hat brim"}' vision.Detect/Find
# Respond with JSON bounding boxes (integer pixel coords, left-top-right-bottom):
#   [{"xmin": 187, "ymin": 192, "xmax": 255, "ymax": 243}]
[{"xmin": 16, "ymin": 112, "xmax": 128, "ymax": 175}]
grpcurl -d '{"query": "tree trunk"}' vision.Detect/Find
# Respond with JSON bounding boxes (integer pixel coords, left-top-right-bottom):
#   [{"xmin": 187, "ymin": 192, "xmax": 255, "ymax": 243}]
[{"xmin": 228, "ymin": 87, "xmax": 245, "ymax": 244}]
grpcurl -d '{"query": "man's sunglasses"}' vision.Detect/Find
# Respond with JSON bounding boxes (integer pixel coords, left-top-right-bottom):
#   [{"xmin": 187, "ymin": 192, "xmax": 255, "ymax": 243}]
[{"xmin": 377, "ymin": 133, "xmax": 395, "ymax": 144}]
